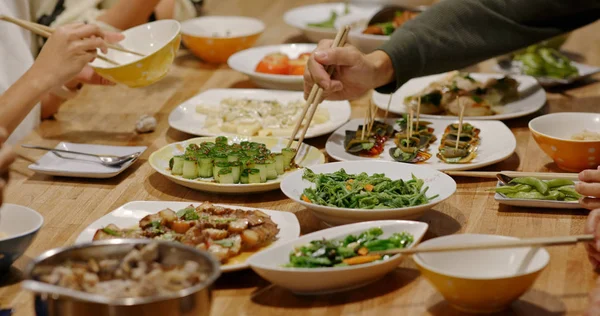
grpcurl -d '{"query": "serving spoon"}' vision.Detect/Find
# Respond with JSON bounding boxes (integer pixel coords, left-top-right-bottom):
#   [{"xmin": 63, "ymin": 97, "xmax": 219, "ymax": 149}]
[{"xmin": 22, "ymin": 145, "xmax": 141, "ymax": 167}]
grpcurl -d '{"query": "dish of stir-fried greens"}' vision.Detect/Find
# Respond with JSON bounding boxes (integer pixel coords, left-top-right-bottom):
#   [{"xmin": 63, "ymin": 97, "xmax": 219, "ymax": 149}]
[
  {"xmin": 285, "ymin": 228, "xmax": 414, "ymax": 268},
  {"xmin": 300, "ymin": 168, "xmax": 438, "ymax": 209}
]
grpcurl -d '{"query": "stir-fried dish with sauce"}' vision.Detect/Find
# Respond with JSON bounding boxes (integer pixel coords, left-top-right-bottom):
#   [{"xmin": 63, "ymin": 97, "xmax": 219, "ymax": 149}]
[
  {"xmin": 33, "ymin": 243, "xmax": 208, "ymax": 298},
  {"xmin": 93, "ymin": 202, "xmax": 280, "ymax": 263},
  {"xmin": 363, "ymin": 10, "xmax": 419, "ymax": 35},
  {"xmin": 285, "ymin": 228, "xmax": 414, "ymax": 267}
]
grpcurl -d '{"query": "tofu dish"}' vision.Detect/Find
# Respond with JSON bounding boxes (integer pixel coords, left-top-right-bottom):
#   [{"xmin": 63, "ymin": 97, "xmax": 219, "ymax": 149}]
[{"xmin": 93, "ymin": 202, "xmax": 280, "ymax": 263}]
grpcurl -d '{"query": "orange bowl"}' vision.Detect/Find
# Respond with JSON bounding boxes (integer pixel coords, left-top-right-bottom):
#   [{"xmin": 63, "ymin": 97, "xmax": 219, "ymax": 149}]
[
  {"xmin": 181, "ymin": 16, "xmax": 264, "ymax": 64},
  {"xmin": 529, "ymin": 112, "xmax": 600, "ymax": 172}
]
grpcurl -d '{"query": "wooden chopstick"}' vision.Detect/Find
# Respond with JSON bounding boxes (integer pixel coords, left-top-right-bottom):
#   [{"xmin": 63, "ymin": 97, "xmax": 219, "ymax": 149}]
[
  {"xmin": 372, "ymin": 234, "xmax": 593, "ymax": 255},
  {"xmin": 287, "ymin": 25, "xmax": 351, "ymax": 149},
  {"xmin": 445, "ymin": 170, "xmax": 580, "ymax": 180}
]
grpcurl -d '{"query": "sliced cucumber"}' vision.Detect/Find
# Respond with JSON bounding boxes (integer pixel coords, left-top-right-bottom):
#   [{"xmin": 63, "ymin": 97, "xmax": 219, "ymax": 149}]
[
  {"xmin": 266, "ymin": 160, "xmax": 278, "ymax": 180},
  {"xmin": 248, "ymin": 168, "xmax": 261, "ymax": 184},
  {"xmin": 227, "ymin": 153, "xmax": 239, "ymax": 163},
  {"xmin": 213, "ymin": 161, "xmax": 230, "ymax": 182},
  {"xmin": 254, "ymin": 163, "xmax": 268, "ymax": 183},
  {"xmin": 273, "ymin": 153, "xmax": 284, "ymax": 175},
  {"xmin": 218, "ymin": 167, "xmax": 234, "ymax": 184},
  {"xmin": 171, "ymin": 155, "xmax": 185, "ymax": 175},
  {"xmin": 282, "ymin": 148, "xmax": 296, "ymax": 170},
  {"xmin": 182, "ymin": 159, "xmax": 198, "ymax": 179},
  {"xmin": 240, "ymin": 169, "xmax": 250, "ymax": 184},
  {"xmin": 215, "ymin": 136, "xmax": 228, "ymax": 146},
  {"xmin": 198, "ymin": 156, "xmax": 213, "ymax": 178},
  {"xmin": 230, "ymin": 162, "xmax": 241, "ymax": 184}
]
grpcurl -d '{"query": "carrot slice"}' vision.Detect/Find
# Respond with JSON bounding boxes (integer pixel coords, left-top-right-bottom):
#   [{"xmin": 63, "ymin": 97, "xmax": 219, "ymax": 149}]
[
  {"xmin": 343, "ymin": 255, "xmax": 381, "ymax": 265},
  {"xmin": 301, "ymin": 195, "xmax": 311, "ymax": 203},
  {"xmin": 357, "ymin": 247, "xmax": 369, "ymax": 256},
  {"xmin": 364, "ymin": 184, "xmax": 374, "ymax": 192}
]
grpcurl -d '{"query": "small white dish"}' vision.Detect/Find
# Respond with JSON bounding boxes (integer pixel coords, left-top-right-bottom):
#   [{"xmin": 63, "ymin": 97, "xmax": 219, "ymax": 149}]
[
  {"xmin": 247, "ymin": 220, "xmax": 428, "ymax": 294},
  {"xmin": 283, "ymin": 3, "xmax": 381, "ymax": 43},
  {"xmin": 280, "ymin": 161, "xmax": 456, "ymax": 225},
  {"xmin": 372, "ymin": 72, "xmax": 546, "ymax": 120},
  {"xmin": 168, "ymin": 89, "xmax": 351, "ymax": 138},
  {"xmin": 495, "ymin": 60, "xmax": 600, "ymax": 88},
  {"xmin": 149, "ymin": 136, "xmax": 325, "ymax": 193},
  {"xmin": 75, "ymin": 201, "xmax": 301, "ymax": 272},
  {"xmin": 228, "ymin": 44, "xmax": 315, "ymax": 90},
  {"xmin": 326, "ymin": 118, "xmax": 516, "ymax": 171},
  {"xmin": 28, "ymin": 143, "xmax": 147, "ymax": 179},
  {"xmin": 494, "ymin": 182, "xmax": 583, "ymax": 209}
]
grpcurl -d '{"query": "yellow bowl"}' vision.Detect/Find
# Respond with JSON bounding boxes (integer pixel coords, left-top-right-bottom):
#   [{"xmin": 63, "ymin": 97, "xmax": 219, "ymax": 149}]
[
  {"xmin": 529, "ymin": 112, "xmax": 600, "ymax": 172},
  {"xmin": 413, "ymin": 234, "xmax": 549, "ymax": 314},
  {"xmin": 90, "ymin": 20, "xmax": 181, "ymax": 88},
  {"xmin": 180, "ymin": 16, "xmax": 264, "ymax": 64}
]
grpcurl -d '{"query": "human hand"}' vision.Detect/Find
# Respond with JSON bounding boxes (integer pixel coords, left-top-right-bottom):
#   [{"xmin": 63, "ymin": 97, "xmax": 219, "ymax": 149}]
[
  {"xmin": 0, "ymin": 128, "xmax": 16, "ymax": 207},
  {"xmin": 577, "ymin": 166, "xmax": 600, "ymax": 209},
  {"xmin": 30, "ymin": 24, "xmax": 124, "ymax": 90},
  {"xmin": 304, "ymin": 40, "xmax": 395, "ymax": 101}
]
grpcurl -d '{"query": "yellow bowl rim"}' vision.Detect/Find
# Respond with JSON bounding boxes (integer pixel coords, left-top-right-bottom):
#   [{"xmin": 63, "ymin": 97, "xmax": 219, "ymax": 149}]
[
  {"xmin": 413, "ymin": 234, "xmax": 550, "ymax": 281},
  {"xmin": 529, "ymin": 112, "xmax": 600, "ymax": 144},
  {"xmin": 93, "ymin": 19, "xmax": 181, "ymax": 70}
]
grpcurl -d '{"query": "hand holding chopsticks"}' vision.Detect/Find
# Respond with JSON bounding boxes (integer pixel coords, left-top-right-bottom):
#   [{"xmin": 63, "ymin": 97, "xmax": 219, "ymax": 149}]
[{"xmin": 287, "ymin": 25, "xmax": 351, "ymax": 150}]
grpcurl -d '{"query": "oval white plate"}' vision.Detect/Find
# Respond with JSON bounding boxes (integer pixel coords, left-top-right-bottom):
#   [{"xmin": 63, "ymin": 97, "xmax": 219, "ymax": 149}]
[
  {"xmin": 75, "ymin": 201, "xmax": 301, "ymax": 272},
  {"xmin": 168, "ymin": 89, "xmax": 351, "ymax": 138},
  {"xmin": 326, "ymin": 118, "xmax": 516, "ymax": 171},
  {"xmin": 495, "ymin": 60, "xmax": 600, "ymax": 88},
  {"xmin": 283, "ymin": 3, "xmax": 381, "ymax": 43},
  {"xmin": 248, "ymin": 220, "xmax": 427, "ymax": 294},
  {"xmin": 280, "ymin": 161, "xmax": 456, "ymax": 226},
  {"xmin": 372, "ymin": 73, "xmax": 546, "ymax": 120},
  {"xmin": 228, "ymin": 44, "xmax": 315, "ymax": 90},
  {"xmin": 149, "ymin": 136, "xmax": 325, "ymax": 193},
  {"xmin": 335, "ymin": 12, "xmax": 388, "ymax": 53},
  {"xmin": 494, "ymin": 182, "xmax": 583, "ymax": 209}
]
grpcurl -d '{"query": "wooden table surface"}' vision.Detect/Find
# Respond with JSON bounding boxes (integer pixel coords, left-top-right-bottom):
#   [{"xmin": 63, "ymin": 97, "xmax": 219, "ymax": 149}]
[{"xmin": 1, "ymin": 1, "xmax": 600, "ymax": 315}]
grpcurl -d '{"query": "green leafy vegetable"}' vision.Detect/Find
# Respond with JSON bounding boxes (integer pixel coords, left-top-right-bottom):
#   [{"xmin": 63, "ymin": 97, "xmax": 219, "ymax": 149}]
[
  {"xmin": 300, "ymin": 168, "xmax": 438, "ymax": 209},
  {"xmin": 102, "ymin": 227, "xmax": 120, "ymax": 236},
  {"xmin": 495, "ymin": 177, "xmax": 582, "ymax": 201},
  {"xmin": 176, "ymin": 206, "xmax": 199, "ymax": 221},
  {"xmin": 514, "ymin": 45, "xmax": 578, "ymax": 79}
]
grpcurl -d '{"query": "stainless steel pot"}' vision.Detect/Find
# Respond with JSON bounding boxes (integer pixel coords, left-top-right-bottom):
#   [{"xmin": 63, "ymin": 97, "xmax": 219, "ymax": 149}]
[{"xmin": 22, "ymin": 239, "xmax": 221, "ymax": 316}]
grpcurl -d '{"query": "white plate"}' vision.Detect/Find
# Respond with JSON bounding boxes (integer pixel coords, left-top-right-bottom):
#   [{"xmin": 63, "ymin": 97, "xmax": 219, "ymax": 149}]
[
  {"xmin": 494, "ymin": 182, "xmax": 583, "ymax": 209},
  {"xmin": 283, "ymin": 3, "xmax": 381, "ymax": 43},
  {"xmin": 168, "ymin": 89, "xmax": 351, "ymax": 138},
  {"xmin": 27, "ymin": 143, "xmax": 147, "ymax": 179},
  {"xmin": 248, "ymin": 220, "xmax": 427, "ymax": 294},
  {"xmin": 228, "ymin": 44, "xmax": 315, "ymax": 90},
  {"xmin": 75, "ymin": 201, "xmax": 301, "ymax": 272},
  {"xmin": 335, "ymin": 11, "xmax": 388, "ymax": 53},
  {"xmin": 372, "ymin": 73, "xmax": 546, "ymax": 120},
  {"xmin": 280, "ymin": 161, "xmax": 456, "ymax": 225},
  {"xmin": 495, "ymin": 60, "xmax": 600, "ymax": 88},
  {"xmin": 149, "ymin": 136, "xmax": 326, "ymax": 193},
  {"xmin": 326, "ymin": 118, "xmax": 516, "ymax": 171}
]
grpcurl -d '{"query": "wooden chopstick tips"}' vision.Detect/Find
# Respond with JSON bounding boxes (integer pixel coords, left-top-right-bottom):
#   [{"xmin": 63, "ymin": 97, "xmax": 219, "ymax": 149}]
[{"xmin": 287, "ymin": 25, "xmax": 351, "ymax": 151}]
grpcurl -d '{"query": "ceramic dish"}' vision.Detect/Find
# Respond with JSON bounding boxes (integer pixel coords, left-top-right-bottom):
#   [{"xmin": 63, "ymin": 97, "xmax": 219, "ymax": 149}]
[
  {"xmin": 248, "ymin": 220, "xmax": 428, "ymax": 294},
  {"xmin": 495, "ymin": 60, "xmax": 600, "ymax": 88},
  {"xmin": 149, "ymin": 136, "xmax": 325, "ymax": 193},
  {"xmin": 414, "ymin": 234, "xmax": 550, "ymax": 313},
  {"xmin": 181, "ymin": 16, "xmax": 264, "ymax": 64},
  {"xmin": 168, "ymin": 89, "xmax": 351, "ymax": 138},
  {"xmin": 0, "ymin": 204, "xmax": 43, "ymax": 272},
  {"xmin": 228, "ymin": 44, "xmax": 315, "ymax": 90},
  {"xmin": 372, "ymin": 73, "xmax": 546, "ymax": 120},
  {"xmin": 494, "ymin": 182, "xmax": 583, "ymax": 209},
  {"xmin": 75, "ymin": 201, "xmax": 301, "ymax": 272},
  {"xmin": 283, "ymin": 3, "xmax": 380, "ymax": 43},
  {"xmin": 27, "ymin": 143, "xmax": 147, "ymax": 179},
  {"xmin": 280, "ymin": 161, "xmax": 456, "ymax": 225},
  {"xmin": 529, "ymin": 112, "xmax": 600, "ymax": 172},
  {"xmin": 90, "ymin": 20, "xmax": 181, "ymax": 88},
  {"xmin": 326, "ymin": 118, "xmax": 516, "ymax": 171}
]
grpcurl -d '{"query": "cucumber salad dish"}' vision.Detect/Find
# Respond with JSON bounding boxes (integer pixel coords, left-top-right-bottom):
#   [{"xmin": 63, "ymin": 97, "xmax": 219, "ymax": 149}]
[{"xmin": 169, "ymin": 136, "xmax": 297, "ymax": 184}]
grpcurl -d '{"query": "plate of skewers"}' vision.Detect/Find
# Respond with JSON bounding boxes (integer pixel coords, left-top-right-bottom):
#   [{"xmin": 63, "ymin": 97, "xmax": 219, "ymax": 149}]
[
  {"xmin": 372, "ymin": 71, "xmax": 546, "ymax": 120},
  {"xmin": 325, "ymin": 100, "xmax": 517, "ymax": 171}
]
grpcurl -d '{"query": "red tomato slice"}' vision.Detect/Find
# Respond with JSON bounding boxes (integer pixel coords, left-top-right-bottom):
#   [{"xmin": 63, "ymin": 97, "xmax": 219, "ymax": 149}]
[
  {"xmin": 288, "ymin": 58, "xmax": 307, "ymax": 76},
  {"xmin": 255, "ymin": 53, "xmax": 290, "ymax": 75}
]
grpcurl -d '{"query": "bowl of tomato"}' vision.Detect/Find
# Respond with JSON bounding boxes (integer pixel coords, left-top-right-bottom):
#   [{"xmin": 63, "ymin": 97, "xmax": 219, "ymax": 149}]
[{"xmin": 228, "ymin": 43, "xmax": 316, "ymax": 90}]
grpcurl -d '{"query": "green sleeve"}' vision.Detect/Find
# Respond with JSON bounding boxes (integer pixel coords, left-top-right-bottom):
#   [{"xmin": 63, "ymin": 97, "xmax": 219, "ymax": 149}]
[{"xmin": 376, "ymin": 0, "xmax": 600, "ymax": 93}]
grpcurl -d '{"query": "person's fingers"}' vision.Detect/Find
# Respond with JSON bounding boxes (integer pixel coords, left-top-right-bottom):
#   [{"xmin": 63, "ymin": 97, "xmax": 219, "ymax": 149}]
[
  {"xmin": 104, "ymin": 32, "xmax": 125, "ymax": 44},
  {"xmin": 580, "ymin": 169, "xmax": 600, "ymax": 183},
  {"xmin": 581, "ymin": 197, "xmax": 600, "ymax": 210},
  {"xmin": 307, "ymin": 52, "xmax": 333, "ymax": 90},
  {"xmin": 313, "ymin": 46, "xmax": 361, "ymax": 67},
  {"xmin": 577, "ymin": 183, "xmax": 600, "ymax": 198},
  {"xmin": 0, "ymin": 128, "xmax": 8, "ymax": 146},
  {"xmin": 73, "ymin": 66, "xmax": 114, "ymax": 86},
  {"xmin": 303, "ymin": 69, "xmax": 314, "ymax": 100},
  {"xmin": 74, "ymin": 37, "xmax": 107, "ymax": 54},
  {"xmin": 0, "ymin": 145, "xmax": 16, "ymax": 170},
  {"xmin": 316, "ymin": 39, "xmax": 334, "ymax": 50},
  {"xmin": 72, "ymin": 24, "xmax": 105, "ymax": 40}
]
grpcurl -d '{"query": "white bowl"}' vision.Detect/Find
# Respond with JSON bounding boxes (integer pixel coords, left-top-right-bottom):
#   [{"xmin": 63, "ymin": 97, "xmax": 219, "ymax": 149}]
[
  {"xmin": 280, "ymin": 161, "xmax": 456, "ymax": 225},
  {"xmin": 0, "ymin": 204, "xmax": 44, "ymax": 272},
  {"xmin": 283, "ymin": 3, "xmax": 381, "ymax": 43},
  {"xmin": 228, "ymin": 44, "xmax": 316, "ymax": 90},
  {"xmin": 414, "ymin": 234, "xmax": 550, "ymax": 313},
  {"xmin": 247, "ymin": 220, "xmax": 428, "ymax": 294}
]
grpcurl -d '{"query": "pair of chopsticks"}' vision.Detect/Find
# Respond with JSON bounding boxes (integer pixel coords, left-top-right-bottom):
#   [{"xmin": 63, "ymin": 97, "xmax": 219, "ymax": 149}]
[
  {"xmin": 372, "ymin": 234, "xmax": 593, "ymax": 256},
  {"xmin": 287, "ymin": 25, "xmax": 351, "ymax": 151},
  {"xmin": 0, "ymin": 15, "xmax": 144, "ymax": 66},
  {"xmin": 445, "ymin": 170, "xmax": 580, "ymax": 180}
]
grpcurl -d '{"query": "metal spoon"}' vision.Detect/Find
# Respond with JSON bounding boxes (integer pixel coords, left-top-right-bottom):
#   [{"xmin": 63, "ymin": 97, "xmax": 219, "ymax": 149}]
[
  {"xmin": 367, "ymin": 5, "xmax": 427, "ymax": 26},
  {"xmin": 22, "ymin": 145, "xmax": 141, "ymax": 167}
]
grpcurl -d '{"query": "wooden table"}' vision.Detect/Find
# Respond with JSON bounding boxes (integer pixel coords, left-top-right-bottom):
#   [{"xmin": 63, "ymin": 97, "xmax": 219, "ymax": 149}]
[{"xmin": 1, "ymin": 1, "xmax": 600, "ymax": 315}]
